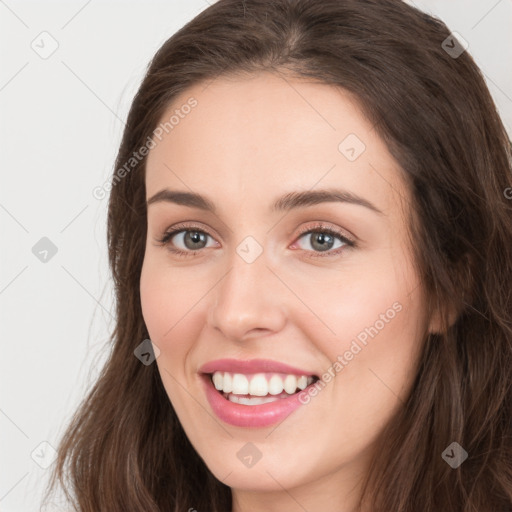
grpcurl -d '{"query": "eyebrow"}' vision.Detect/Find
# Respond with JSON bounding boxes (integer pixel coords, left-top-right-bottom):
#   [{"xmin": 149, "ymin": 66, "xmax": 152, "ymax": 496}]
[{"xmin": 146, "ymin": 188, "xmax": 384, "ymax": 215}]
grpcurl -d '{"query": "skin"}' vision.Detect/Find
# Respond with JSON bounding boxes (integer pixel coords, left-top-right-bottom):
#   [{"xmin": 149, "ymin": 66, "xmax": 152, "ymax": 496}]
[{"xmin": 140, "ymin": 71, "xmax": 436, "ymax": 512}]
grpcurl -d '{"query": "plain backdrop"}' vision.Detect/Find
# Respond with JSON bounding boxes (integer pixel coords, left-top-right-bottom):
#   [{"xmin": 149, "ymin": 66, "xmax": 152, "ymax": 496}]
[{"xmin": 1, "ymin": 1, "xmax": 511, "ymax": 510}]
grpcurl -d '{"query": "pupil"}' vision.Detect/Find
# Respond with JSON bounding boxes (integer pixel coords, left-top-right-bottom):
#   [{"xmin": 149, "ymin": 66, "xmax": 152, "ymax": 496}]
[
  {"xmin": 312, "ymin": 233, "xmax": 333, "ymax": 252},
  {"xmin": 186, "ymin": 231, "xmax": 206, "ymax": 249}
]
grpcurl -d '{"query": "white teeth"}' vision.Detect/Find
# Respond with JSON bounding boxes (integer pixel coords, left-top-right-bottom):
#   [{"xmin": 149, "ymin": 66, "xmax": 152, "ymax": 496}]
[
  {"xmin": 284, "ymin": 375, "xmax": 297, "ymax": 394},
  {"xmin": 223, "ymin": 372, "xmax": 232, "ymax": 393},
  {"xmin": 231, "ymin": 373, "xmax": 249, "ymax": 395},
  {"xmin": 210, "ymin": 371, "xmax": 316, "ymax": 397},
  {"xmin": 227, "ymin": 394, "xmax": 282, "ymax": 405},
  {"xmin": 212, "ymin": 372, "xmax": 223, "ymax": 390},
  {"xmin": 298, "ymin": 375, "xmax": 308, "ymax": 390},
  {"xmin": 268, "ymin": 375, "xmax": 284, "ymax": 395},
  {"xmin": 249, "ymin": 373, "xmax": 268, "ymax": 396}
]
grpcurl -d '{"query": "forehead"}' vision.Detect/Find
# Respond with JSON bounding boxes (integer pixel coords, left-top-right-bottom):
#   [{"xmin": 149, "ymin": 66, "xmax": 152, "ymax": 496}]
[{"xmin": 145, "ymin": 71, "xmax": 407, "ymax": 219}]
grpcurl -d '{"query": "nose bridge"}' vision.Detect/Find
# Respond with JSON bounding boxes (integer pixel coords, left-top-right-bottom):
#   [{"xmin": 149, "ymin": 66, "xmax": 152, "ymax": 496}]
[{"xmin": 208, "ymin": 239, "xmax": 286, "ymax": 340}]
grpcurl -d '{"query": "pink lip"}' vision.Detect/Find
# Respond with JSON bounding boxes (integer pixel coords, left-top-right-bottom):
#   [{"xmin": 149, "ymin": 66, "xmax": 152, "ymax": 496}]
[
  {"xmin": 200, "ymin": 373, "xmax": 315, "ymax": 428},
  {"xmin": 198, "ymin": 358, "xmax": 317, "ymax": 376}
]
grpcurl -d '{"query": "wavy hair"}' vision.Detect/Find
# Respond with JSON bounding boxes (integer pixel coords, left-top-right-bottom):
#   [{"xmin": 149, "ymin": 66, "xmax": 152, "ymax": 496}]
[{"xmin": 43, "ymin": 0, "xmax": 512, "ymax": 510}]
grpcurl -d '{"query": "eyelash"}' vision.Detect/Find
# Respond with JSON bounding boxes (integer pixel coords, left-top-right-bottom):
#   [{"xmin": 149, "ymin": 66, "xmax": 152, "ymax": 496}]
[{"xmin": 155, "ymin": 222, "xmax": 356, "ymax": 259}]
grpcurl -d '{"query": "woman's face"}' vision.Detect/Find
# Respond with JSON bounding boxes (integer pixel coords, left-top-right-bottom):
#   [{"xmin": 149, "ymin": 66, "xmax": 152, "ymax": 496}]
[{"xmin": 140, "ymin": 71, "xmax": 432, "ymax": 509}]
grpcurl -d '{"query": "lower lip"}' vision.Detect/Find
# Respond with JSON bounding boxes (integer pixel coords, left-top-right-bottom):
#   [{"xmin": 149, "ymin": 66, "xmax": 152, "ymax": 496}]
[{"xmin": 201, "ymin": 374, "xmax": 313, "ymax": 428}]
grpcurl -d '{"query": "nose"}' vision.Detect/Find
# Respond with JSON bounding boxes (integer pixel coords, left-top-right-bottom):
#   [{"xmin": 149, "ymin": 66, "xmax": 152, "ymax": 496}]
[{"xmin": 207, "ymin": 249, "xmax": 287, "ymax": 342}]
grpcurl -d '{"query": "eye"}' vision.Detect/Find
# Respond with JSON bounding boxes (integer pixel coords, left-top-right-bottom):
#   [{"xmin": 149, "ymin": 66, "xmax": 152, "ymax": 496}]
[
  {"xmin": 155, "ymin": 223, "xmax": 217, "ymax": 257},
  {"xmin": 154, "ymin": 221, "xmax": 356, "ymax": 258},
  {"xmin": 292, "ymin": 222, "xmax": 356, "ymax": 258}
]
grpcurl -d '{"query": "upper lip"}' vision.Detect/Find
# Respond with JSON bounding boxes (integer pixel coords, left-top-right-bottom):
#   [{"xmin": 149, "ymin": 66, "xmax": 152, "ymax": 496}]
[{"xmin": 199, "ymin": 358, "xmax": 318, "ymax": 377}]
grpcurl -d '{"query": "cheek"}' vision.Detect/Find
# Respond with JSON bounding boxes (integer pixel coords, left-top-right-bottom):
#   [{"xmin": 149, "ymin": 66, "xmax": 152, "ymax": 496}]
[
  {"xmin": 140, "ymin": 253, "xmax": 194, "ymax": 338},
  {"xmin": 140, "ymin": 257, "xmax": 180, "ymax": 369},
  {"xmin": 140, "ymin": 279, "xmax": 172, "ymax": 342},
  {"xmin": 301, "ymin": 248, "xmax": 425, "ymax": 401},
  {"xmin": 139, "ymin": 259, "xmax": 194, "ymax": 408},
  {"xmin": 289, "ymin": 259, "xmax": 417, "ymax": 352},
  {"xmin": 326, "ymin": 284, "xmax": 425, "ymax": 429},
  {"xmin": 139, "ymin": 254, "xmax": 210, "ymax": 376},
  {"xmin": 331, "ymin": 278, "xmax": 420, "ymax": 356},
  {"xmin": 330, "ymin": 246, "xmax": 423, "ymax": 346}
]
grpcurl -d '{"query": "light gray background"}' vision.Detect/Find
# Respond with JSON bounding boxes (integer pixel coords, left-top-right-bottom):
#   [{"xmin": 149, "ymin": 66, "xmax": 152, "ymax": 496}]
[{"xmin": 1, "ymin": 1, "xmax": 511, "ymax": 510}]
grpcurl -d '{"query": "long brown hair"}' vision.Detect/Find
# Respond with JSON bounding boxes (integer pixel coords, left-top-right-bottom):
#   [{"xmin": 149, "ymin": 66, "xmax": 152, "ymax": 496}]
[{"xmin": 43, "ymin": 0, "xmax": 512, "ymax": 510}]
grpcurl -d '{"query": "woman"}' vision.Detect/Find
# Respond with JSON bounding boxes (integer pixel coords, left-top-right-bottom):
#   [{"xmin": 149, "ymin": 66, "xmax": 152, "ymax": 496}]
[{"xmin": 43, "ymin": 0, "xmax": 512, "ymax": 510}]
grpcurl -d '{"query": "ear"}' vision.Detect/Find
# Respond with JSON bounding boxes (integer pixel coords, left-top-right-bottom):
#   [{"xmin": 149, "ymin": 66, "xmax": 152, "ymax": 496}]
[
  {"xmin": 427, "ymin": 300, "xmax": 459, "ymax": 334},
  {"xmin": 427, "ymin": 252, "xmax": 474, "ymax": 335}
]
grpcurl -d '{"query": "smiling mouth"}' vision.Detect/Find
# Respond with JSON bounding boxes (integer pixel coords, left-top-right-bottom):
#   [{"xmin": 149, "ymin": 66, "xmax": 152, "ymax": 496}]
[{"xmin": 207, "ymin": 371, "xmax": 320, "ymax": 406}]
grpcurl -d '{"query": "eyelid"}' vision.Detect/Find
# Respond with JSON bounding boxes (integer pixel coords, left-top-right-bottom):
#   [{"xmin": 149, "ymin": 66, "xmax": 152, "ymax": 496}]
[{"xmin": 294, "ymin": 222, "xmax": 356, "ymax": 245}]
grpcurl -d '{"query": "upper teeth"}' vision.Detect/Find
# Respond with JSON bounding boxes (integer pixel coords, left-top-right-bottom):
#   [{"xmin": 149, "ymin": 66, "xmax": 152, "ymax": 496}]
[{"xmin": 211, "ymin": 371, "xmax": 315, "ymax": 396}]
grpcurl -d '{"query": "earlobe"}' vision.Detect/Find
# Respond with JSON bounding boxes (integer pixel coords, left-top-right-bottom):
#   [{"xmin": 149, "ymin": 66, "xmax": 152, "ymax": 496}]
[
  {"xmin": 427, "ymin": 252, "xmax": 474, "ymax": 334},
  {"xmin": 427, "ymin": 301, "xmax": 459, "ymax": 334}
]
